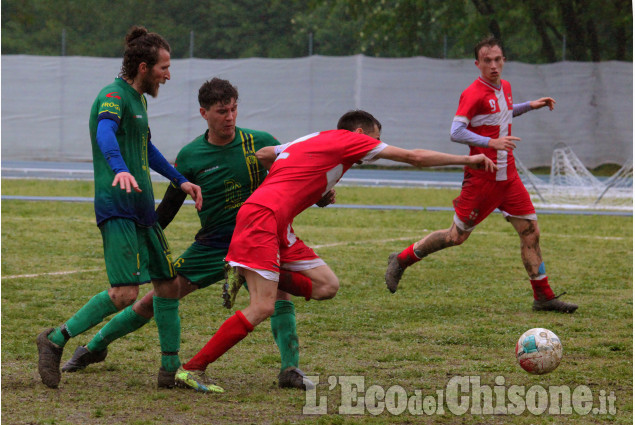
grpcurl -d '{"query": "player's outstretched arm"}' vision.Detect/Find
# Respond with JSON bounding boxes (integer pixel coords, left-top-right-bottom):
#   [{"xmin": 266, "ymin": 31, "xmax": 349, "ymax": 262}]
[
  {"xmin": 529, "ymin": 97, "xmax": 555, "ymax": 111},
  {"xmin": 376, "ymin": 146, "xmax": 497, "ymax": 172}
]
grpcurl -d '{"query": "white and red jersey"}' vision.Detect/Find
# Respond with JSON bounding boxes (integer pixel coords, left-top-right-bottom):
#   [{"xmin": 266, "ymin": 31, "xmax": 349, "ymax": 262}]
[
  {"xmin": 246, "ymin": 129, "xmax": 386, "ymax": 224},
  {"xmin": 454, "ymin": 77, "xmax": 516, "ymax": 181}
]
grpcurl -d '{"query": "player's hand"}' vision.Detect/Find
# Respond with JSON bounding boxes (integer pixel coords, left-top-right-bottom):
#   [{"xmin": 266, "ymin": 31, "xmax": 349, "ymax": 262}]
[
  {"xmin": 530, "ymin": 97, "xmax": 555, "ymax": 111},
  {"xmin": 112, "ymin": 172, "xmax": 142, "ymax": 193},
  {"xmin": 180, "ymin": 182, "xmax": 203, "ymax": 211},
  {"xmin": 467, "ymin": 154, "xmax": 498, "ymax": 173},
  {"xmin": 316, "ymin": 189, "xmax": 336, "ymax": 208},
  {"xmin": 488, "ymin": 136, "xmax": 520, "ymax": 151}
]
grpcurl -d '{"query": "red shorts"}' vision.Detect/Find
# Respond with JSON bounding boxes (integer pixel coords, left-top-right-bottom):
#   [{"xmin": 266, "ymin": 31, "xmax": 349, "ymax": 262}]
[
  {"xmin": 452, "ymin": 173, "xmax": 536, "ymax": 231},
  {"xmin": 225, "ymin": 203, "xmax": 322, "ymax": 281}
]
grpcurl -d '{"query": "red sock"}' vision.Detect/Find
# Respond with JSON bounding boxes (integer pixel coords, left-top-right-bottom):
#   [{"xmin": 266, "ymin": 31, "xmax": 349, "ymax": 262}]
[
  {"xmin": 530, "ymin": 276, "xmax": 555, "ymax": 301},
  {"xmin": 183, "ymin": 310, "xmax": 253, "ymax": 371},
  {"xmin": 278, "ymin": 271, "xmax": 313, "ymax": 301},
  {"xmin": 397, "ymin": 244, "xmax": 421, "ymax": 268}
]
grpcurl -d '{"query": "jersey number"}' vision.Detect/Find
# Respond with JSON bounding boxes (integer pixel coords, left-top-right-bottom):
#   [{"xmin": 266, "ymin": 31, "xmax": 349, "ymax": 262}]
[{"xmin": 489, "ymin": 99, "xmax": 497, "ymax": 112}]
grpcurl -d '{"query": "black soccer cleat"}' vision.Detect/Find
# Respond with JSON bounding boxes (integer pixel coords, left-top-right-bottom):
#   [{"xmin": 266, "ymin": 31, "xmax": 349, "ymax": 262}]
[
  {"xmin": 278, "ymin": 367, "xmax": 315, "ymax": 390},
  {"xmin": 533, "ymin": 293, "xmax": 578, "ymax": 313},
  {"xmin": 62, "ymin": 345, "xmax": 108, "ymax": 372}
]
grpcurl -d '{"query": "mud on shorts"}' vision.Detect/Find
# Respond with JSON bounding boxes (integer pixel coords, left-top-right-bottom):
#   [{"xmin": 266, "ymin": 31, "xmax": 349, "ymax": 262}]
[
  {"xmin": 452, "ymin": 174, "xmax": 537, "ymax": 232},
  {"xmin": 99, "ymin": 218, "xmax": 176, "ymax": 287}
]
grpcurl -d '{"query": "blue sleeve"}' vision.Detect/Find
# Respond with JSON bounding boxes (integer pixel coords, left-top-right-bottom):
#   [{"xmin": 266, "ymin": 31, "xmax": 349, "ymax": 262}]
[
  {"xmin": 147, "ymin": 140, "xmax": 188, "ymax": 186},
  {"xmin": 450, "ymin": 120, "xmax": 490, "ymax": 148},
  {"xmin": 96, "ymin": 119, "xmax": 129, "ymax": 174},
  {"xmin": 513, "ymin": 101, "xmax": 532, "ymax": 117}
]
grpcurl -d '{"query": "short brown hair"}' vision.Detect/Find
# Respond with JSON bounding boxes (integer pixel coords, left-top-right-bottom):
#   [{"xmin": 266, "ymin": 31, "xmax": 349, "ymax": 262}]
[
  {"xmin": 474, "ymin": 35, "xmax": 504, "ymax": 60},
  {"xmin": 198, "ymin": 78, "xmax": 239, "ymax": 109},
  {"xmin": 337, "ymin": 110, "xmax": 382, "ymax": 134}
]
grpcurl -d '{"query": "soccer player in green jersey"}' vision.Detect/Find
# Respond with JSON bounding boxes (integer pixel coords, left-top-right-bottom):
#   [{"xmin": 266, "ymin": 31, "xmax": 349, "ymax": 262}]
[
  {"xmin": 36, "ymin": 26, "xmax": 209, "ymax": 392},
  {"xmin": 60, "ymin": 77, "xmax": 318, "ymax": 391}
]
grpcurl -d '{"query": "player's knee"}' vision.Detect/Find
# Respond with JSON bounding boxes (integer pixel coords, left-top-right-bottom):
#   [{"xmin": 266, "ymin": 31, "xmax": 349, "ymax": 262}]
[
  {"xmin": 450, "ymin": 232, "xmax": 470, "ymax": 246},
  {"xmin": 449, "ymin": 224, "xmax": 471, "ymax": 246},
  {"xmin": 134, "ymin": 297, "xmax": 155, "ymax": 318},
  {"xmin": 108, "ymin": 286, "xmax": 139, "ymax": 310},
  {"xmin": 254, "ymin": 300, "xmax": 276, "ymax": 322},
  {"xmin": 325, "ymin": 277, "xmax": 339, "ymax": 299},
  {"xmin": 315, "ymin": 276, "xmax": 339, "ymax": 300}
]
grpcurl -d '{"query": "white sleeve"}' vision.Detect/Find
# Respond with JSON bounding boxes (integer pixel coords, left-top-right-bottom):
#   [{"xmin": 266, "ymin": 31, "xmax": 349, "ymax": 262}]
[
  {"xmin": 274, "ymin": 143, "xmax": 290, "ymax": 156},
  {"xmin": 359, "ymin": 142, "xmax": 388, "ymax": 163}
]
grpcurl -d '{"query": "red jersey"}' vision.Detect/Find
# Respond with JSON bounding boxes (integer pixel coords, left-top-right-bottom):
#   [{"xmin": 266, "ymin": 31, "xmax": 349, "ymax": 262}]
[
  {"xmin": 246, "ymin": 129, "xmax": 386, "ymax": 224},
  {"xmin": 454, "ymin": 77, "xmax": 516, "ymax": 181}
]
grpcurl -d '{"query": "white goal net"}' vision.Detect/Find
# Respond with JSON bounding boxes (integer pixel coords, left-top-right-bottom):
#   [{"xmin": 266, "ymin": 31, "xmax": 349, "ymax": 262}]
[{"xmin": 517, "ymin": 145, "xmax": 633, "ymax": 211}]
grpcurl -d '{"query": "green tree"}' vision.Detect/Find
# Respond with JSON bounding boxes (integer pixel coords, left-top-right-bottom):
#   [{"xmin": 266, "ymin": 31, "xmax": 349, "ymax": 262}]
[{"xmin": 1, "ymin": 0, "xmax": 631, "ymax": 62}]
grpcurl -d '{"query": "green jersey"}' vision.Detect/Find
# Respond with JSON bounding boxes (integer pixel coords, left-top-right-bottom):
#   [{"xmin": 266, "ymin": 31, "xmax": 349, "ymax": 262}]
[
  {"xmin": 89, "ymin": 77, "xmax": 156, "ymax": 226},
  {"xmin": 174, "ymin": 126, "xmax": 279, "ymax": 246}
]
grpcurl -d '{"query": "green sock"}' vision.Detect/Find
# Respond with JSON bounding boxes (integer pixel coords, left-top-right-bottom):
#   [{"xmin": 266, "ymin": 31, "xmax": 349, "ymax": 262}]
[
  {"xmin": 153, "ymin": 296, "xmax": 181, "ymax": 372},
  {"xmin": 86, "ymin": 304, "xmax": 151, "ymax": 352},
  {"xmin": 49, "ymin": 290, "xmax": 118, "ymax": 347},
  {"xmin": 271, "ymin": 300, "xmax": 299, "ymax": 372}
]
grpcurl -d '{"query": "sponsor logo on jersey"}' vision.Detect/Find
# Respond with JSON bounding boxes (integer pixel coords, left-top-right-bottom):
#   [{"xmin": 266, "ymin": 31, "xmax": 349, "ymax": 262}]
[
  {"xmin": 106, "ymin": 92, "xmax": 121, "ymax": 99},
  {"xmin": 202, "ymin": 165, "xmax": 220, "ymax": 174},
  {"xmin": 135, "ymin": 115, "xmax": 143, "ymax": 119},
  {"xmin": 100, "ymin": 101, "xmax": 121, "ymax": 111}
]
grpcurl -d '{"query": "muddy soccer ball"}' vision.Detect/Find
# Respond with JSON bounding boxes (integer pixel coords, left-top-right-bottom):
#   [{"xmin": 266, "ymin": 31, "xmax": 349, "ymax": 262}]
[{"xmin": 515, "ymin": 328, "xmax": 563, "ymax": 374}]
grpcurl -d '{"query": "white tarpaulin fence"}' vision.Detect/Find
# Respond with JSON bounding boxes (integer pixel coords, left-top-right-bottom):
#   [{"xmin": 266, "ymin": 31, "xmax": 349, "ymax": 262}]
[{"xmin": 1, "ymin": 54, "xmax": 632, "ymax": 168}]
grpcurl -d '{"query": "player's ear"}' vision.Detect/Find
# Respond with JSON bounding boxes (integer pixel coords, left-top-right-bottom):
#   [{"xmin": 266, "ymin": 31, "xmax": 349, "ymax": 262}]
[
  {"xmin": 200, "ymin": 107, "xmax": 207, "ymax": 119},
  {"xmin": 354, "ymin": 128, "xmax": 364, "ymax": 134}
]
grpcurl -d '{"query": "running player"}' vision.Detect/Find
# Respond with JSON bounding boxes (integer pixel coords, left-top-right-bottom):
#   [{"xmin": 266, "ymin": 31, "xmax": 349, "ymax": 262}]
[
  {"xmin": 173, "ymin": 110, "xmax": 496, "ymax": 389},
  {"xmin": 384, "ymin": 35, "xmax": 578, "ymax": 314}
]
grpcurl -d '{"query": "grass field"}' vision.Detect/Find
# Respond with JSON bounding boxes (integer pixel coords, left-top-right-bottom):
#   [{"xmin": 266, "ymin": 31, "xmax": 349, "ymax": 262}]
[{"xmin": 1, "ymin": 179, "xmax": 632, "ymax": 424}]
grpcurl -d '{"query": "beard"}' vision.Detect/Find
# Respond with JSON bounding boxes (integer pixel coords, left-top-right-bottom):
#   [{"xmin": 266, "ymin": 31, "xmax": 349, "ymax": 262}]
[{"xmin": 140, "ymin": 74, "xmax": 160, "ymax": 97}]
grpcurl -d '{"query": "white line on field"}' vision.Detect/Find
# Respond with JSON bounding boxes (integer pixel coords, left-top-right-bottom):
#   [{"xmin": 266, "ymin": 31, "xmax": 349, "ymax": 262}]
[
  {"xmin": 3, "ymin": 268, "xmax": 102, "ymax": 280},
  {"xmin": 3, "ymin": 230, "xmax": 627, "ymax": 279},
  {"xmin": 313, "ymin": 236, "xmax": 415, "ymax": 249},
  {"xmin": 311, "ymin": 231, "xmax": 627, "ymax": 249}
]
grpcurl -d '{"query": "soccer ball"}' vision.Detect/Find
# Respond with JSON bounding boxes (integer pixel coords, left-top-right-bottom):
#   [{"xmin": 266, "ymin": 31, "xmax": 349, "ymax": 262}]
[{"xmin": 515, "ymin": 328, "xmax": 563, "ymax": 374}]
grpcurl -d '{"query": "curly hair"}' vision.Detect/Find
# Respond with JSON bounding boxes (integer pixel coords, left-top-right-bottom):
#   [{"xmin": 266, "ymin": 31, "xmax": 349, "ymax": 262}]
[
  {"xmin": 120, "ymin": 26, "xmax": 170, "ymax": 80},
  {"xmin": 198, "ymin": 78, "xmax": 239, "ymax": 109},
  {"xmin": 474, "ymin": 35, "xmax": 504, "ymax": 60},
  {"xmin": 337, "ymin": 110, "xmax": 382, "ymax": 134}
]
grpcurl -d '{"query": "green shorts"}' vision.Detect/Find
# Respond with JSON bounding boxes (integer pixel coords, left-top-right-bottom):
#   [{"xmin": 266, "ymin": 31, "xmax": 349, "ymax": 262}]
[
  {"xmin": 100, "ymin": 218, "xmax": 176, "ymax": 287},
  {"xmin": 173, "ymin": 242, "xmax": 227, "ymax": 289}
]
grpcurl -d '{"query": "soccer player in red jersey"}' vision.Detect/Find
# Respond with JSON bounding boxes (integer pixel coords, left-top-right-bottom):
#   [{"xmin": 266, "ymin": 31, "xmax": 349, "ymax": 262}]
[
  {"xmin": 384, "ymin": 36, "xmax": 578, "ymax": 314},
  {"xmin": 176, "ymin": 110, "xmax": 496, "ymax": 384}
]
